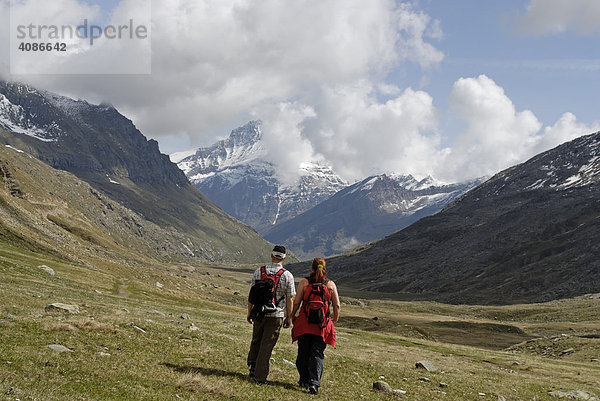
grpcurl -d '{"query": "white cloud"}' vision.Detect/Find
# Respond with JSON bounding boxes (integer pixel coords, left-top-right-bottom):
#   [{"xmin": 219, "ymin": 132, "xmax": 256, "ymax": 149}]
[
  {"xmin": 247, "ymin": 79, "xmax": 442, "ymax": 184},
  {"xmin": 0, "ymin": 1, "xmax": 9, "ymax": 76},
  {"xmin": 1, "ymin": 0, "xmax": 444, "ymax": 150},
  {"xmin": 437, "ymin": 75, "xmax": 600, "ymax": 182},
  {"xmin": 515, "ymin": 0, "xmax": 600, "ymax": 35},
  {"xmin": 254, "ymin": 102, "xmax": 318, "ymax": 186},
  {"xmin": 5, "ymin": 0, "xmax": 151, "ymax": 75},
  {"xmin": 537, "ymin": 112, "xmax": 600, "ymax": 153},
  {"xmin": 2, "ymin": 1, "xmax": 597, "ymax": 188},
  {"xmin": 394, "ymin": 3, "xmax": 444, "ymax": 68},
  {"xmin": 302, "ymin": 81, "xmax": 441, "ymax": 181}
]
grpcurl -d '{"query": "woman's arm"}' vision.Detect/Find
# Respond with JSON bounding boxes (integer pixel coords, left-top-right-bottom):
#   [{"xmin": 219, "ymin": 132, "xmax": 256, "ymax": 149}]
[
  {"xmin": 329, "ymin": 281, "xmax": 341, "ymax": 323},
  {"xmin": 290, "ymin": 278, "xmax": 307, "ymax": 319}
]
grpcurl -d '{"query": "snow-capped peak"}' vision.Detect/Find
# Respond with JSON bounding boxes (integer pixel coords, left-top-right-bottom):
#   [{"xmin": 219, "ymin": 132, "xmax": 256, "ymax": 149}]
[
  {"xmin": 174, "ymin": 121, "xmax": 348, "ymax": 233},
  {"xmin": 176, "ymin": 121, "xmax": 266, "ymax": 175},
  {"xmin": 0, "ymin": 93, "xmax": 61, "ymax": 142}
]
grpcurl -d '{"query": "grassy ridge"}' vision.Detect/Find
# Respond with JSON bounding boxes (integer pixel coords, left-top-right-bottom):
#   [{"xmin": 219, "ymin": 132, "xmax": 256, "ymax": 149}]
[{"xmin": 1, "ymin": 242, "xmax": 599, "ymax": 400}]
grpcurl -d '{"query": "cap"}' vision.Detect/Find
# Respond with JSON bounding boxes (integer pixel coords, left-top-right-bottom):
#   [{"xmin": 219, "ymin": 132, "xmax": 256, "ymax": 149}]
[{"xmin": 271, "ymin": 245, "xmax": 286, "ymax": 259}]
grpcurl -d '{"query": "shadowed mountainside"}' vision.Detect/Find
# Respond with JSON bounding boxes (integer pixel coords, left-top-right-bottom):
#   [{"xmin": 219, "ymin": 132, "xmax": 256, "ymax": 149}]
[{"xmin": 289, "ymin": 132, "xmax": 600, "ymax": 304}]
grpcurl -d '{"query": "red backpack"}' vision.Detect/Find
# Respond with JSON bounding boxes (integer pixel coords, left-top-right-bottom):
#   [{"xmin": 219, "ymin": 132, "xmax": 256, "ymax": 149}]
[{"xmin": 303, "ymin": 279, "xmax": 331, "ymax": 328}]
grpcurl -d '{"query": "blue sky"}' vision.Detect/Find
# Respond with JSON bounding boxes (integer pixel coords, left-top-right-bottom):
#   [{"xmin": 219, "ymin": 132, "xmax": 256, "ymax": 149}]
[
  {"xmin": 1, "ymin": 0, "xmax": 599, "ymax": 183},
  {"xmin": 394, "ymin": 0, "xmax": 600, "ymax": 147}
]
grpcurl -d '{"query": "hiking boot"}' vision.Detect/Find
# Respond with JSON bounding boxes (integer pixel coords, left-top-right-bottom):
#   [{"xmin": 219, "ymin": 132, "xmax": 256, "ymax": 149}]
[{"xmin": 309, "ymin": 385, "xmax": 319, "ymax": 395}]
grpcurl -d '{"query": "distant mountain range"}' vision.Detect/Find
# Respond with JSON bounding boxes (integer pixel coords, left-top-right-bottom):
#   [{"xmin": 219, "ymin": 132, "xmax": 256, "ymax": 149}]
[
  {"xmin": 0, "ymin": 81, "xmax": 273, "ymax": 264},
  {"xmin": 290, "ymin": 131, "xmax": 600, "ymax": 304},
  {"xmin": 174, "ymin": 121, "xmax": 348, "ymax": 234},
  {"xmin": 264, "ymin": 174, "xmax": 484, "ymax": 258},
  {"xmin": 175, "ymin": 121, "xmax": 482, "ymax": 258}
]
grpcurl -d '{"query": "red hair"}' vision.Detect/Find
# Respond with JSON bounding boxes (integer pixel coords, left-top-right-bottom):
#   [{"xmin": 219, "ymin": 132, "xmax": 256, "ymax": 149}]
[{"xmin": 309, "ymin": 258, "xmax": 327, "ymax": 283}]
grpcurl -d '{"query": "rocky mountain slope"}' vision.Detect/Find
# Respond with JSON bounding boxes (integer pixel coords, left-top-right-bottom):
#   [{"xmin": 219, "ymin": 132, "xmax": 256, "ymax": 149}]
[
  {"xmin": 0, "ymin": 81, "xmax": 272, "ymax": 263},
  {"xmin": 289, "ymin": 131, "xmax": 600, "ymax": 304},
  {"xmin": 0, "ymin": 144, "xmax": 200, "ymax": 264},
  {"xmin": 175, "ymin": 121, "xmax": 348, "ymax": 234},
  {"xmin": 264, "ymin": 174, "xmax": 483, "ymax": 259}
]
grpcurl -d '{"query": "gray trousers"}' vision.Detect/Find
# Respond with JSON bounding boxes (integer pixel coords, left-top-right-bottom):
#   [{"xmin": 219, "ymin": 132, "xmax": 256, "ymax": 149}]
[{"xmin": 247, "ymin": 317, "xmax": 283, "ymax": 381}]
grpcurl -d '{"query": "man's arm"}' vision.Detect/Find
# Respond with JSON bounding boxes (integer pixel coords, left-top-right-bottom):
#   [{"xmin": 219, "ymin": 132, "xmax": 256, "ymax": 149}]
[
  {"xmin": 283, "ymin": 295, "xmax": 293, "ymax": 328},
  {"xmin": 247, "ymin": 301, "xmax": 253, "ymax": 324},
  {"xmin": 247, "ymin": 269, "xmax": 259, "ymax": 324}
]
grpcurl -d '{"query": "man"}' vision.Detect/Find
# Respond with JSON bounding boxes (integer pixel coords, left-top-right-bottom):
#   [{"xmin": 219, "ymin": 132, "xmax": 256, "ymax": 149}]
[{"xmin": 247, "ymin": 245, "xmax": 295, "ymax": 384}]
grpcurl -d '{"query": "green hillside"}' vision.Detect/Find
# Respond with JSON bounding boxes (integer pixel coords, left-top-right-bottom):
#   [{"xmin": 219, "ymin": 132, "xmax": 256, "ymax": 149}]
[
  {"xmin": 0, "ymin": 135, "xmax": 273, "ymax": 266},
  {"xmin": 1, "ymin": 237, "xmax": 599, "ymax": 400}
]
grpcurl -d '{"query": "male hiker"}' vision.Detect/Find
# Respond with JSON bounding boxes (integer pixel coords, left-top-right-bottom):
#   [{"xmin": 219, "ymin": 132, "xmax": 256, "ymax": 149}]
[{"xmin": 247, "ymin": 245, "xmax": 295, "ymax": 384}]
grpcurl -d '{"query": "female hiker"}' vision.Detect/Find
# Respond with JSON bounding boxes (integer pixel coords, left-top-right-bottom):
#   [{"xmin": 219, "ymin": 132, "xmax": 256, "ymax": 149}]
[{"xmin": 291, "ymin": 257, "xmax": 340, "ymax": 395}]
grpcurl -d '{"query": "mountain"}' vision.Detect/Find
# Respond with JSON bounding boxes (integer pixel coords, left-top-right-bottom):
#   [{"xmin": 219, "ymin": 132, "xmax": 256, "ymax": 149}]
[
  {"xmin": 288, "ymin": 131, "xmax": 600, "ymax": 304},
  {"xmin": 0, "ymin": 81, "xmax": 273, "ymax": 263},
  {"xmin": 175, "ymin": 121, "xmax": 348, "ymax": 234},
  {"xmin": 0, "ymin": 143, "xmax": 204, "ymax": 265},
  {"xmin": 264, "ymin": 174, "xmax": 484, "ymax": 259}
]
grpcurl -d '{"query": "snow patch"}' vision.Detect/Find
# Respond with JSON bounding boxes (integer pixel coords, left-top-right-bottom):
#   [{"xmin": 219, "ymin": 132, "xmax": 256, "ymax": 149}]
[
  {"xmin": 272, "ymin": 196, "xmax": 282, "ymax": 225},
  {"xmin": 0, "ymin": 93, "xmax": 60, "ymax": 142},
  {"xmin": 378, "ymin": 192, "xmax": 455, "ymax": 213},
  {"xmin": 182, "ymin": 243, "xmax": 195, "ymax": 257},
  {"xmin": 524, "ymin": 178, "xmax": 548, "ymax": 191},
  {"xmin": 559, "ymin": 155, "xmax": 600, "ymax": 189},
  {"xmin": 170, "ymin": 149, "xmax": 197, "ymax": 164},
  {"xmin": 4, "ymin": 144, "xmax": 24, "ymax": 153},
  {"xmin": 348, "ymin": 177, "xmax": 378, "ymax": 194}
]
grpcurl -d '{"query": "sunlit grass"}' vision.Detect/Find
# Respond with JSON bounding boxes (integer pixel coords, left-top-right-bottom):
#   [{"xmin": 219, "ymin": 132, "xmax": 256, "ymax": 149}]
[{"xmin": 0, "ymin": 243, "xmax": 599, "ymax": 400}]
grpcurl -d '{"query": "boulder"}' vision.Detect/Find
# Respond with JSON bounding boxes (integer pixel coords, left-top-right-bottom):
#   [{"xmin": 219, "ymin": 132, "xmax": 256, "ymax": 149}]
[
  {"xmin": 415, "ymin": 360, "xmax": 437, "ymax": 372},
  {"xmin": 548, "ymin": 390, "xmax": 599, "ymax": 401},
  {"xmin": 45, "ymin": 303, "xmax": 79, "ymax": 314},
  {"xmin": 47, "ymin": 344, "xmax": 73, "ymax": 353},
  {"xmin": 373, "ymin": 381, "xmax": 392, "ymax": 393},
  {"xmin": 38, "ymin": 265, "xmax": 55, "ymax": 276}
]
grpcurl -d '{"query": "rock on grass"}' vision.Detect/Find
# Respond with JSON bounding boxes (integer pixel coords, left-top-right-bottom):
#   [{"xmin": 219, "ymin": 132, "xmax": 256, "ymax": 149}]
[
  {"xmin": 415, "ymin": 360, "xmax": 437, "ymax": 372},
  {"xmin": 373, "ymin": 381, "xmax": 392, "ymax": 392},
  {"xmin": 38, "ymin": 265, "xmax": 55, "ymax": 276},
  {"xmin": 548, "ymin": 390, "xmax": 600, "ymax": 400},
  {"xmin": 45, "ymin": 303, "xmax": 79, "ymax": 314},
  {"xmin": 47, "ymin": 344, "xmax": 73, "ymax": 353}
]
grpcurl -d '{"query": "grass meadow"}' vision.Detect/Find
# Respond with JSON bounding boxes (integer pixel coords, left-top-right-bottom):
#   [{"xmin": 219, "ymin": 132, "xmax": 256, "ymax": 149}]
[{"xmin": 1, "ymin": 243, "xmax": 599, "ymax": 400}]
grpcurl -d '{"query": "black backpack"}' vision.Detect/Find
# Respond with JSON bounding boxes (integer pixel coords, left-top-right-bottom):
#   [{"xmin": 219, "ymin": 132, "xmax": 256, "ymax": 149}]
[{"xmin": 248, "ymin": 266, "xmax": 285, "ymax": 322}]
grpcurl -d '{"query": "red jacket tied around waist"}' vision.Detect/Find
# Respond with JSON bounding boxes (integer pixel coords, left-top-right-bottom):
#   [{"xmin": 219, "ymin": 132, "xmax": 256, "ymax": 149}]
[{"xmin": 292, "ymin": 279, "xmax": 336, "ymax": 348}]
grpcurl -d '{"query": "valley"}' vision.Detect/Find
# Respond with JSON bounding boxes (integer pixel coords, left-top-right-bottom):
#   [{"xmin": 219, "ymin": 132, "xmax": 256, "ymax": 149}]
[
  {"xmin": 0, "ymin": 82, "xmax": 599, "ymax": 401},
  {"xmin": 1, "ymin": 243, "xmax": 598, "ymax": 400}
]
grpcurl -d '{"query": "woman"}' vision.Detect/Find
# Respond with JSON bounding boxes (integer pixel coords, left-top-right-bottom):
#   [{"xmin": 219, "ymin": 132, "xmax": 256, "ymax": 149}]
[{"xmin": 291, "ymin": 258, "xmax": 340, "ymax": 395}]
